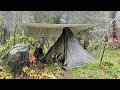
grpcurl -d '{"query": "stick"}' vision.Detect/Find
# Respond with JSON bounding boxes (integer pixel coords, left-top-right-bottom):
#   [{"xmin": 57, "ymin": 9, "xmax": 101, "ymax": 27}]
[{"xmin": 99, "ymin": 41, "xmax": 107, "ymax": 67}]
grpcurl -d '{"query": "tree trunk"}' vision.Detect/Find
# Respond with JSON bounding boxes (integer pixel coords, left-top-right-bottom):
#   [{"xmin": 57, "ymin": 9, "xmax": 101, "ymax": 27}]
[
  {"xmin": 1, "ymin": 26, "xmax": 7, "ymax": 45},
  {"xmin": 13, "ymin": 25, "xmax": 17, "ymax": 46},
  {"xmin": 84, "ymin": 31, "xmax": 89, "ymax": 49},
  {"xmin": 112, "ymin": 11, "xmax": 117, "ymax": 41}
]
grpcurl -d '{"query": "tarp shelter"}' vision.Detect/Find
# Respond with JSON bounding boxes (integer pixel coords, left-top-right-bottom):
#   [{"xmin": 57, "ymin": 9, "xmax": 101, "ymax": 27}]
[
  {"xmin": 22, "ymin": 23, "xmax": 95, "ymax": 70},
  {"xmin": 22, "ymin": 23, "xmax": 94, "ymax": 37}
]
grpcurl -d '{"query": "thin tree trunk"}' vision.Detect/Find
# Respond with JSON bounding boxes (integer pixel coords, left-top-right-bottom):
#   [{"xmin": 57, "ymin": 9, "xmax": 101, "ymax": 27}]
[
  {"xmin": 14, "ymin": 25, "xmax": 17, "ymax": 46},
  {"xmin": 84, "ymin": 31, "xmax": 89, "ymax": 49},
  {"xmin": 112, "ymin": 11, "xmax": 117, "ymax": 41},
  {"xmin": 1, "ymin": 26, "xmax": 7, "ymax": 45}
]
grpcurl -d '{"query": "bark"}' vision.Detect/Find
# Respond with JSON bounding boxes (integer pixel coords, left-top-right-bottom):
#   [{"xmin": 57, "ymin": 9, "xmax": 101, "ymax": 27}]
[
  {"xmin": 112, "ymin": 11, "xmax": 117, "ymax": 41},
  {"xmin": 13, "ymin": 25, "xmax": 17, "ymax": 46},
  {"xmin": 84, "ymin": 31, "xmax": 89, "ymax": 49},
  {"xmin": 1, "ymin": 26, "xmax": 7, "ymax": 45}
]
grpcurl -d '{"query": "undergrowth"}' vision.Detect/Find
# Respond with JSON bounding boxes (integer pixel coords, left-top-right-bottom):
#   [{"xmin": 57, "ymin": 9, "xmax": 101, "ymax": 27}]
[
  {"xmin": 0, "ymin": 35, "xmax": 120, "ymax": 79},
  {"xmin": 67, "ymin": 48, "xmax": 120, "ymax": 79}
]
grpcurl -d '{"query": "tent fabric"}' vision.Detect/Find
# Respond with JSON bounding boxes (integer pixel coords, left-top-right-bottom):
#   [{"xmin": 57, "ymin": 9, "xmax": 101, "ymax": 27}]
[
  {"xmin": 2, "ymin": 43, "xmax": 30, "ymax": 73},
  {"xmin": 45, "ymin": 27, "xmax": 95, "ymax": 70},
  {"xmin": 22, "ymin": 23, "xmax": 95, "ymax": 70},
  {"xmin": 63, "ymin": 28, "xmax": 95, "ymax": 70},
  {"xmin": 22, "ymin": 23, "xmax": 94, "ymax": 37}
]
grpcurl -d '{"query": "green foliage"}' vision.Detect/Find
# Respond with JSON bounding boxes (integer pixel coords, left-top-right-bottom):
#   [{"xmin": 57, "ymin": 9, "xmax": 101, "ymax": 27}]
[
  {"xmin": 46, "ymin": 16, "xmax": 55, "ymax": 23},
  {"xmin": 43, "ymin": 44, "xmax": 48, "ymax": 55},
  {"xmin": 0, "ymin": 46, "xmax": 7, "ymax": 53},
  {"xmin": 49, "ymin": 63, "xmax": 62, "ymax": 70},
  {"xmin": 6, "ymin": 34, "xmax": 36, "ymax": 51},
  {"xmin": 0, "ymin": 45, "xmax": 9, "ymax": 58}
]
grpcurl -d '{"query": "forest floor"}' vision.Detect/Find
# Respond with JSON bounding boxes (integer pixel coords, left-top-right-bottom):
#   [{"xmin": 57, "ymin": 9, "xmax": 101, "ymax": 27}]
[
  {"xmin": 50, "ymin": 48, "xmax": 120, "ymax": 79},
  {"xmin": 0, "ymin": 43, "xmax": 120, "ymax": 79},
  {"xmin": 17, "ymin": 47, "xmax": 120, "ymax": 79}
]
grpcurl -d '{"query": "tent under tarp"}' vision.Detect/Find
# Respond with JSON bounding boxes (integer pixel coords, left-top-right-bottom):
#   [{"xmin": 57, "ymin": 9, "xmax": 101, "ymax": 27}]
[
  {"xmin": 22, "ymin": 23, "xmax": 95, "ymax": 69},
  {"xmin": 45, "ymin": 27, "xmax": 95, "ymax": 70},
  {"xmin": 22, "ymin": 23, "xmax": 94, "ymax": 37}
]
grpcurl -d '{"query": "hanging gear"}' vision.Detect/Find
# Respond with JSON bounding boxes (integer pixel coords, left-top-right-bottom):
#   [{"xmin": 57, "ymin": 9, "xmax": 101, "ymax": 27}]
[{"xmin": 34, "ymin": 47, "xmax": 45, "ymax": 63}]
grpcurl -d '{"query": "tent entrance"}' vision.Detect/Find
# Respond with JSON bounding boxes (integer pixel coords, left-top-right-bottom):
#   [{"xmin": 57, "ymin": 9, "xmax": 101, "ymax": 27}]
[{"xmin": 44, "ymin": 28, "xmax": 67, "ymax": 64}]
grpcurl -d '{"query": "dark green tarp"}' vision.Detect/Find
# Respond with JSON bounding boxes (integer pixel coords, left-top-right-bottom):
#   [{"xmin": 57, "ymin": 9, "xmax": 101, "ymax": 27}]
[{"xmin": 22, "ymin": 23, "xmax": 94, "ymax": 37}]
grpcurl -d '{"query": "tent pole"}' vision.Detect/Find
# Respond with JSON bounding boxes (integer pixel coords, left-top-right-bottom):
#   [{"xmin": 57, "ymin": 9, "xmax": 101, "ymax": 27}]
[{"xmin": 64, "ymin": 27, "xmax": 67, "ymax": 60}]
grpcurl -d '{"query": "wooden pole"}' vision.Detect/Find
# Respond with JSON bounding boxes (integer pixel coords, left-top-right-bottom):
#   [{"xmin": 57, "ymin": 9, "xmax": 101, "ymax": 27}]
[
  {"xmin": 99, "ymin": 42, "xmax": 107, "ymax": 67},
  {"xmin": 99, "ymin": 34, "xmax": 108, "ymax": 67}
]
